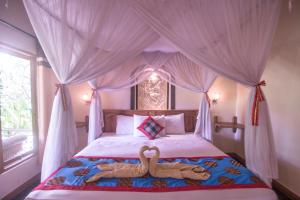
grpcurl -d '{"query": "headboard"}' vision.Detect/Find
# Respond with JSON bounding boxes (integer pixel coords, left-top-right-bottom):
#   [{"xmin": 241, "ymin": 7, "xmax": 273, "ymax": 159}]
[{"xmin": 101, "ymin": 109, "xmax": 198, "ymax": 132}]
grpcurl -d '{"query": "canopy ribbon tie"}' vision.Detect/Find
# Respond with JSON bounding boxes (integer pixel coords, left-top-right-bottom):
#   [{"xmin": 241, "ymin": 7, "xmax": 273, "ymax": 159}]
[
  {"xmin": 91, "ymin": 89, "xmax": 98, "ymax": 99},
  {"xmin": 55, "ymin": 84, "xmax": 68, "ymax": 111},
  {"xmin": 204, "ymin": 92, "xmax": 211, "ymax": 108},
  {"xmin": 251, "ymin": 80, "xmax": 266, "ymax": 126}
]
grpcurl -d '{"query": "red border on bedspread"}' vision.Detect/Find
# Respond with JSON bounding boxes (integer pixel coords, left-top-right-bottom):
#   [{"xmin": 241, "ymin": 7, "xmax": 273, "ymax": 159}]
[{"xmin": 35, "ymin": 156, "xmax": 269, "ymax": 192}]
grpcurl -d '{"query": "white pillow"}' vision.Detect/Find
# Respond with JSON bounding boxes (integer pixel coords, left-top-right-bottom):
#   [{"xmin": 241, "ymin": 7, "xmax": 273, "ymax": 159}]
[
  {"xmin": 116, "ymin": 115, "xmax": 133, "ymax": 135},
  {"xmin": 133, "ymin": 114, "xmax": 166, "ymax": 137},
  {"xmin": 165, "ymin": 113, "xmax": 185, "ymax": 134}
]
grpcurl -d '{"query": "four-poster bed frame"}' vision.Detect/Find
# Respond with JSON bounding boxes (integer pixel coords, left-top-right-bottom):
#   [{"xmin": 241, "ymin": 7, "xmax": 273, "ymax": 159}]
[{"xmin": 22, "ymin": 0, "xmax": 281, "ymax": 198}]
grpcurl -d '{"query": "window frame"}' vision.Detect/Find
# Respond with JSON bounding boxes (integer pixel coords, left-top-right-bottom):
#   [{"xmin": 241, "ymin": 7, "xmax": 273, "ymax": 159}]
[{"xmin": 0, "ymin": 44, "xmax": 38, "ymax": 173}]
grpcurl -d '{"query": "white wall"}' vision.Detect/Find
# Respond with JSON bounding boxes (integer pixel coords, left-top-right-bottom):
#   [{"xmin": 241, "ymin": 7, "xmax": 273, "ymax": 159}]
[
  {"xmin": 175, "ymin": 87, "xmax": 201, "ymax": 109},
  {"xmin": 0, "ymin": 0, "xmax": 35, "ymax": 35},
  {"xmin": 0, "ymin": 0, "xmax": 41, "ymax": 198},
  {"xmin": 209, "ymin": 77, "xmax": 241, "ymax": 154},
  {"xmin": 234, "ymin": 84, "xmax": 250, "ymax": 157},
  {"xmin": 261, "ymin": 2, "xmax": 300, "ymax": 195},
  {"xmin": 0, "ymin": 156, "xmax": 40, "ymax": 199},
  {"xmin": 69, "ymin": 83, "xmax": 132, "ymax": 122},
  {"xmin": 0, "ymin": 0, "xmax": 36, "ymax": 54},
  {"xmin": 235, "ymin": 2, "xmax": 300, "ymax": 195}
]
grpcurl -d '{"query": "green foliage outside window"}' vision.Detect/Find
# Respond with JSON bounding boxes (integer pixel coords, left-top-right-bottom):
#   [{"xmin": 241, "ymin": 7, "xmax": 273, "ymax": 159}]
[{"xmin": 0, "ymin": 52, "xmax": 32, "ymax": 138}]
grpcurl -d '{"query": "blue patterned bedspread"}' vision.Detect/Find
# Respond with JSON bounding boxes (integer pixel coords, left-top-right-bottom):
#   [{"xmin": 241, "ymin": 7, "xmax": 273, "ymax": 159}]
[{"xmin": 35, "ymin": 156, "xmax": 268, "ymax": 192}]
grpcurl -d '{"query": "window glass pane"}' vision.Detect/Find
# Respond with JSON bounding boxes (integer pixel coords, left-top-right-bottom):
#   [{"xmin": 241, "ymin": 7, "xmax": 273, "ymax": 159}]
[{"xmin": 0, "ymin": 52, "xmax": 33, "ymax": 163}]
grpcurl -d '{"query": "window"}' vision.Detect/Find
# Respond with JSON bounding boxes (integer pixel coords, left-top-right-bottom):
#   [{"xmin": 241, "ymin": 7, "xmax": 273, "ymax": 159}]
[{"xmin": 0, "ymin": 47, "xmax": 37, "ymax": 172}]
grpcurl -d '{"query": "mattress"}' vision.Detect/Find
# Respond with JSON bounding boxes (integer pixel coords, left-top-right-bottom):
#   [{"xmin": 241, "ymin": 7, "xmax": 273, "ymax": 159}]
[{"xmin": 26, "ymin": 133, "xmax": 277, "ymax": 200}]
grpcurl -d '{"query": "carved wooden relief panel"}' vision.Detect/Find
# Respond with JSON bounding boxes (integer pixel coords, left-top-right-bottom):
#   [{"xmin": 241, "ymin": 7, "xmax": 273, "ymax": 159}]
[
  {"xmin": 131, "ymin": 73, "xmax": 175, "ymax": 110},
  {"xmin": 137, "ymin": 74, "xmax": 168, "ymax": 110}
]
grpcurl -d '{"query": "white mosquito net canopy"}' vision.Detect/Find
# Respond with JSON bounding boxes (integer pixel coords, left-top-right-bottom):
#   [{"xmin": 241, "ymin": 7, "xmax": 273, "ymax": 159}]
[{"xmin": 23, "ymin": 0, "xmax": 281, "ymax": 184}]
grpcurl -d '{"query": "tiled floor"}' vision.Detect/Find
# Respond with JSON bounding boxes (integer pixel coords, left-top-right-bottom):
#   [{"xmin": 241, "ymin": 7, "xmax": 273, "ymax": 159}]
[{"xmin": 12, "ymin": 182, "xmax": 38, "ymax": 200}]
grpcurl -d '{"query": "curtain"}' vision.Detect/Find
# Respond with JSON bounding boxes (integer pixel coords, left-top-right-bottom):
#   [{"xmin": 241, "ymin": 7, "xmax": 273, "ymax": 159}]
[
  {"xmin": 24, "ymin": 0, "xmax": 159, "ymax": 181},
  {"xmin": 141, "ymin": 51, "xmax": 173, "ymax": 69},
  {"xmin": 87, "ymin": 52, "xmax": 216, "ymax": 143},
  {"xmin": 160, "ymin": 53, "xmax": 216, "ymax": 141},
  {"xmin": 130, "ymin": 0, "xmax": 281, "ymax": 182},
  {"xmin": 87, "ymin": 85, "xmax": 102, "ymax": 144},
  {"xmin": 24, "ymin": 0, "xmax": 281, "ymax": 183},
  {"xmin": 87, "ymin": 56, "xmax": 153, "ymax": 144},
  {"xmin": 245, "ymin": 89, "xmax": 278, "ymax": 184},
  {"xmin": 141, "ymin": 52, "xmax": 216, "ymax": 141}
]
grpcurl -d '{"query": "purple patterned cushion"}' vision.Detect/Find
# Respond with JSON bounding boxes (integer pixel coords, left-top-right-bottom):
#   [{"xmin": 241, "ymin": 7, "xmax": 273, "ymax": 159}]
[{"xmin": 137, "ymin": 116, "xmax": 164, "ymax": 140}]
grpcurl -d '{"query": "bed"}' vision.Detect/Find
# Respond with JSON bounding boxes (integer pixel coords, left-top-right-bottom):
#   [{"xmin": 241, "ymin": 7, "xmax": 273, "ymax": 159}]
[{"xmin": 25, "ymin": 110, "xmax": 277, "ymax": 200}]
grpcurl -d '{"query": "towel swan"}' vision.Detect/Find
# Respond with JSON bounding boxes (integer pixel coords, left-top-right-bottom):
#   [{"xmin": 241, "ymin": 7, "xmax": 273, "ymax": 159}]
[
  {"xmin": 149, "ymin": 146, "xmax": 211, "ymax": 180},
  {"xmin": 86, "ymin": 145, "xmax": 150, "ymax": 183}
]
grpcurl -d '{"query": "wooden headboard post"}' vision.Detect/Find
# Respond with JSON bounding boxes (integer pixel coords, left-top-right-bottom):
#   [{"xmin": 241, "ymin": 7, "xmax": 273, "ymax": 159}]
[{"xmin": 100, "ymin": 109, "xmax": 198, "ymax": 133}]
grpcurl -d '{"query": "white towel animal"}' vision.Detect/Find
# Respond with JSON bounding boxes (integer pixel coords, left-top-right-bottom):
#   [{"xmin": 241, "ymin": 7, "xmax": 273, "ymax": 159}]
[
  {"xmin": 149, "ymin": 146, "xmax": 211, "ymax": 180},
  {"xmin": 86, "ymin": 145, "xmax": 150, "ymax": 183}
]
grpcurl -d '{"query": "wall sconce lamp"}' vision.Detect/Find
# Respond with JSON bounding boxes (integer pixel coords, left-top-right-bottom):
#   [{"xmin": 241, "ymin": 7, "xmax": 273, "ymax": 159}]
[
  {"xmin": 82, "ymin": 93, "xmax": 91, "ymax": 104},
  {"xmin": 212, "ymin": 92, "xmax": 220, "ymax": 104}
]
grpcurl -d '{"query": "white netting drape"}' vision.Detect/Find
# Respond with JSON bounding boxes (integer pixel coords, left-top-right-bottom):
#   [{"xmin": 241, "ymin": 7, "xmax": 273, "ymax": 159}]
[
  {"xmin": 139, "ymin": 52, "xmax": 216, "ymax": 141},
  {"xmin": 87, "ymin": 56, "xmax": 154, "ymax": 144},
  {"xmin": 87, "ymin": 52, "xmax": 217, "ymax": 143},
  {"xmin": 130, "ymin": 0, "xmax": 281, "ymax": 182},
  {"xmin": 139, "ymin": 52, "xmax": 217, "ymax": 141},
  {"xmin": 24, "ymin": 0, "xmax": 159, "ymax": 180},
  {"xmin": 142, "ymin": 53, "xmax": 216, "ymax": 142},
  {"xmin": 24, "ymin": 0, "xmax": 281, "ymax": 183},
  {"xmin": 161, "ymin": 53, "xmax": 216, "ymax": 141}
]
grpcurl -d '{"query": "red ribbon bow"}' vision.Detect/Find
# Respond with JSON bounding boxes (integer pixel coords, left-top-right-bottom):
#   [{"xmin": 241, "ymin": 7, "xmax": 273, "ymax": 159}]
[{"xmin": 251, "ymin": 80, "xmax": 266, "ymax": 126}]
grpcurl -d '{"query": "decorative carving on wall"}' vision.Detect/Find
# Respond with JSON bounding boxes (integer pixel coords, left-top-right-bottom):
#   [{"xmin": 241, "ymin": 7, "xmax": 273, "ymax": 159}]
[
  {"xmin": 130, "ymin": 73, "xmax": 175, "ymax": 110},
  {"xmin": 137, "ymin": 74, "xmax": 168, "ymax": 110}
]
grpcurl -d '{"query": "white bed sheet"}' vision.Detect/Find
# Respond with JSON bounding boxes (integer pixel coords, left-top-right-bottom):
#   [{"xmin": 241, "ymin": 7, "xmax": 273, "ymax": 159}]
[{"xmin": 26, "ymin": 133, "xmax": 277, "ymax": 200}]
